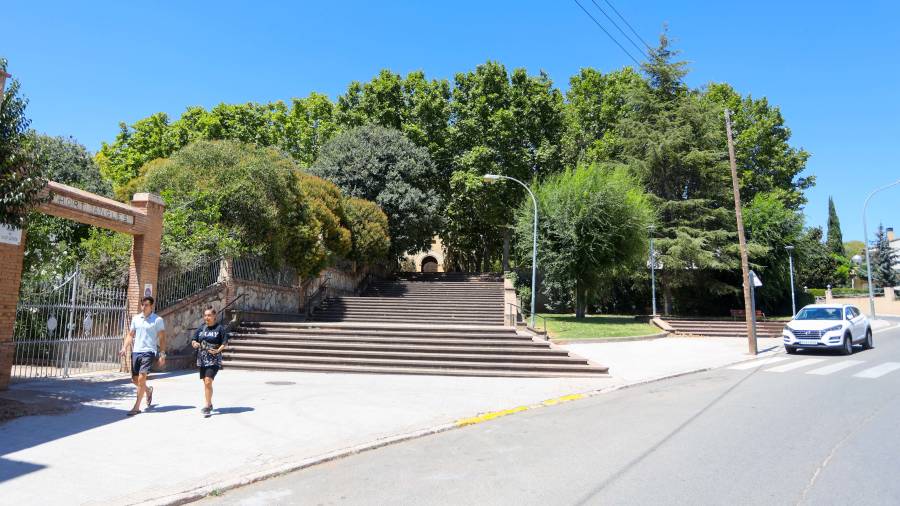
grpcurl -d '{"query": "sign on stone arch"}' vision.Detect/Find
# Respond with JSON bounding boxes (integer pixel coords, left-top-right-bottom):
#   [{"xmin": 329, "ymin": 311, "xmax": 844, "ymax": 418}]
[{"xmin": 0, "ymin": 181, "xmax": 165, "ymax": 389}]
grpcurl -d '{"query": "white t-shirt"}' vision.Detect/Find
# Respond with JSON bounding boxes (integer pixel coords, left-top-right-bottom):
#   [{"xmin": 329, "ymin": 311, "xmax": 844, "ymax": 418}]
[{"xmin": 130, "ymin": 313, "xmax": 165, "ymax": 353}]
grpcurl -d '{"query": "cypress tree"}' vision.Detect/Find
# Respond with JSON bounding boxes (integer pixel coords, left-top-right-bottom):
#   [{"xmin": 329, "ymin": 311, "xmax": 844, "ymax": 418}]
[
  {"xmin": 826, "ymin": 196, "xmax": 845, "ymax": 256},
  {"xmin": 873, "ymin": 224, "xmax": 898, "ymax": 288}
]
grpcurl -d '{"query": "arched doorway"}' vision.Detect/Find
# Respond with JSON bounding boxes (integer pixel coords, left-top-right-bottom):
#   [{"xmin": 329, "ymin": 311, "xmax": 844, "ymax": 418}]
[{"xmin": 421, "ymin": 256, "xmax": 439, "ymax": 273}]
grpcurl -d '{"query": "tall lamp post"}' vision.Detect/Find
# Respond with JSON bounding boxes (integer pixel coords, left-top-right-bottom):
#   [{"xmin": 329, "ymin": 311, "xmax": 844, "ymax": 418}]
[
  {"xmin": 785, "ymin": 245, "xmax": 796, "ymax": 316},
  {"xmin": 483, "ymin": 174, "xmax": 538, "ymax": 328},
  {"xmin": 649, "ymin": 226, "xmax": 658, "ymax": 317},
  {"xmin": 862, "ymin": 178, "xmax": 900, "ymax": 318}
]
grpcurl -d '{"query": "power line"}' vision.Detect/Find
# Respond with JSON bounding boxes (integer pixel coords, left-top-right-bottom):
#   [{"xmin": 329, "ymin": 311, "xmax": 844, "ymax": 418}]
[
  {"xmin": 589, "ymin": 0, "xmax": 649, "ymax": 60},
  {"xmin": 602, "ymin": 0, "xmax": 653, "ymax": 51},
  {"xmin": 572, "ymin": 0, "xmax": 642, "ymax": 67}
]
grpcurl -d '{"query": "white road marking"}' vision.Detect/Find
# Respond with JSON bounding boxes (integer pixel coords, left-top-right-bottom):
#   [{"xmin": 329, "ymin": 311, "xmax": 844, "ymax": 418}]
[
  {"xmin": 806, "ymin": 360, "xmax": 865, "ymax": 376},
  {"xmin": 728, "ymin": 357, "xmax": 791, "ymax": 370},
  {"xmin": 853, "ymin": 362, "xmax": 900, "ymax": 379},
  {"xmin": 765, "ymin": 358, "xmax": 826, "ymax": 373}
]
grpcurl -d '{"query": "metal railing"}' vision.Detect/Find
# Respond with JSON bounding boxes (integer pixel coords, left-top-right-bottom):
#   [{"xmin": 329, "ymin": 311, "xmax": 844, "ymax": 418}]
[
  {"xmin": 305, "ymin": 273, "xmax": 332, "ymax": 318},
  {"xmin": 232, "ymin": 257, "xmax": 297, "ymax": 288},
  {"xmin": 506, "ymin": 302, "xmax": 548, "ymax": 337},
  {"xmin": 156, "ymin": 257, "xmax": 224, "ymax": 311}
]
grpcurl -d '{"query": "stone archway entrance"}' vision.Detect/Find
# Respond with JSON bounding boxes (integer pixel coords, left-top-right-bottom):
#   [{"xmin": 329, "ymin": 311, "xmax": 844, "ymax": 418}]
[
  {"xmin": 421, "ymin": 256, "xmax": 439, "ymax": 273},
  {"xmin": 0, "ymin": 181, "xmax": 164, "ymax": 389}
]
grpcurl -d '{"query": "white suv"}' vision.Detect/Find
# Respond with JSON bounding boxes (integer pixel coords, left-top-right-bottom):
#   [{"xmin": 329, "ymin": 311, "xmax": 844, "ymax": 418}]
[{"xmin": 783, "ymin": 304, "xmax": 873, "ymax": 355}]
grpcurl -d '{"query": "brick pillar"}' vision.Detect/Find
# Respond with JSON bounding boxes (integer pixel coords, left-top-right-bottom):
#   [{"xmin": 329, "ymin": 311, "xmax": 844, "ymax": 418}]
[
  {"xmin": 126, "ymin": 193, "xmax": 165, "ymax": 344},
  {"xmin": 0, "ymin": 228, "xmax": 27, "ymax": 390}
]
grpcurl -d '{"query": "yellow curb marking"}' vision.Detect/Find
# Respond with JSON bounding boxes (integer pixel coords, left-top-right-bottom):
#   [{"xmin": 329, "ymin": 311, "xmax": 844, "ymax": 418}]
[{"xmin": 455, "ymin": 393, "xmax": 587, "ymax": 427}]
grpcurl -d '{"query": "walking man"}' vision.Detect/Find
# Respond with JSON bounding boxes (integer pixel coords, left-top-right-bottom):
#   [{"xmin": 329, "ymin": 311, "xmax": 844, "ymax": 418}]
[
  {"xmin": 191, "ymin": 306, "xmax": 228, "ymax": 416},
  {"xmin": 119, "ymin": 296, "xmax": 166, "ymax": 416}
]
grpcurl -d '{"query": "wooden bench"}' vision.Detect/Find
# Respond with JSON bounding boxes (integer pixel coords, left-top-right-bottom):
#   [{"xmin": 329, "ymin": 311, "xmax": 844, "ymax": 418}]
[{"xmin": 730, "ymin": 309, "xmax": 766, "ymax": 321}]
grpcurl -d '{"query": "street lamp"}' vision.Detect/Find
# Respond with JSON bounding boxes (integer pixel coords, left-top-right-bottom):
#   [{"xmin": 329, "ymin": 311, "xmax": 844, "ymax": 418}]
[
  {"xmin": 648, "ymin": 226, "xmax": 658, "ymax": 317},
  {"xmin": 785, "ymin": 245, "xmax": 796, "ymax": 316},
  {"xmin": 862, "ymin": 178, "xmax": 900, "ymax": 318},
  {"xmin": 483, "ymin": 174, "xmax": 538, "ymax": 328}
]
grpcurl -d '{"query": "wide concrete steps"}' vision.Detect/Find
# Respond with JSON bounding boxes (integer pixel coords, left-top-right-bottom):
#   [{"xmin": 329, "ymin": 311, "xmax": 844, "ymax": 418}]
[
  {"xmin": 664, "ymin": 319, "xmax": 786, "ymax": 338},
  {"xmin": 222, "ymin": 360, "xmax": 606, "ymax": 378}
]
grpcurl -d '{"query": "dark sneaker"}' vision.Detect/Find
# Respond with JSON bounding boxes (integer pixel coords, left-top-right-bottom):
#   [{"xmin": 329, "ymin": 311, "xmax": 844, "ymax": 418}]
[{"xmin": 201, "ymin": 405, "xmax": 212, "ymax": 416}]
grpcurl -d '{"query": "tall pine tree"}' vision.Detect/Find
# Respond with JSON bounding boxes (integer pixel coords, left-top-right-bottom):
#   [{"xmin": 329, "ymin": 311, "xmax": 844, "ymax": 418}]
[
  {"xmin": 826, "ymin": 196, "xmax": 845, "ymax": 256},
  {"xmin": 873, "ymin": 224, "xmax": 898, "ymax": 288}
]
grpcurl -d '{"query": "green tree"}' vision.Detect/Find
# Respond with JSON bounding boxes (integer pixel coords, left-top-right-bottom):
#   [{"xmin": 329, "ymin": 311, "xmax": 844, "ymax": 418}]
[
  {"xmin": 742, "ymin": 193, "xmax": 804, "ymax": 313},
  {"xmin": 826, "ymin": 196, "xmax": 845, "ymax": 256},
  {"xmin": 0, "ymin": 59, "xmax": 45, "ymax": 228},
  {"xmin": 515, "ymin": 165, "xmax": 654, "ymax": 318},
  {"xmin": 873, "ymin": 224, "xmax": 898, "ymax": 287},
  {"xmin": 310, "ymin": 125, "xmax": 442, "ymax": 259},
  {"xmin": 344, "ymin": 197, "xmax": 390, "ymax": 264},
  {"xmin": 23, "ymin": 134, "xmax": 113, "ymax": 279}
]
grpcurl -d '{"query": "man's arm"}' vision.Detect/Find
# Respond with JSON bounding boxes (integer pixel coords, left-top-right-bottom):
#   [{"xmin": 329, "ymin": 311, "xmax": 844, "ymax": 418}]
[{"xmin": 119, "ymin": 318, "xmax": 135, "ymax": 356}]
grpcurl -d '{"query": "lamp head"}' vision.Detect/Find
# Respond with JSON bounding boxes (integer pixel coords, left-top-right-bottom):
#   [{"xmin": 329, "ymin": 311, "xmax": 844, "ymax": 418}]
[
  {"xmin": 482, "ymin": 174, "xmax": 501, "ymax": 184},
  {"xmin": 785, "ymin": 245, "xmax": 794, "ymax": 251}
]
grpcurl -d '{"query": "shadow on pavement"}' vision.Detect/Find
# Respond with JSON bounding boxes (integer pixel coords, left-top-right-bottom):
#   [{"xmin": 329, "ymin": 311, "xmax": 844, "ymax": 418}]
[
  {"xmin": 0, "ymin": 371, "xmax": 194, "ymax": 484},
  {"xmin": 214, "ymin": 406, "xmax": 255, "ymax": 415}
]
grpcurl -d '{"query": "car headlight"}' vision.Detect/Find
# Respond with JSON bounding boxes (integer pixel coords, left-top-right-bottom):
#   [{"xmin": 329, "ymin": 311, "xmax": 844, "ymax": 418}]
[
  {"xmin": 823, "ymin": 325, "xmax": 842, "ymax": 333},
  {"xmin": 784, "ymin": 325, "xmax": 795, "ymax": 335}
]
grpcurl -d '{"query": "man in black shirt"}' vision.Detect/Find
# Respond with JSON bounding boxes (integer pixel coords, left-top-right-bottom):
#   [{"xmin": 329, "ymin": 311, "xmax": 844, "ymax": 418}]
[{"xmin": 191, "ymin": 306, "xmax": 228, "ymax": 415}]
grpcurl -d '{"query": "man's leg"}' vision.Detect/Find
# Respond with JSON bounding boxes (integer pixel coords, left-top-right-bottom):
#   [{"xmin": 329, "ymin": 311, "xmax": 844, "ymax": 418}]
[{"xmin": 132, "ymin": 373, "xmax": 148, "ymax": 412}]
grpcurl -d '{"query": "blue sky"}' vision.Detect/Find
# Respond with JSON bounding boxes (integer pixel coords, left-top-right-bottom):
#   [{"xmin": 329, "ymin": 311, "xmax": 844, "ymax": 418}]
[{"xmin": 5, "ymin": 0, "xmax": 899, "ymax": 241}]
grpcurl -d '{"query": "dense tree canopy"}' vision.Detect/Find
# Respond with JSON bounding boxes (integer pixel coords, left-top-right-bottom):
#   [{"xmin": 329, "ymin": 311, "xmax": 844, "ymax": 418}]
[
  {"xmin": 310, "ymin": 125, "xmax": 443, "ymax": 258},
  {"xmin": 873, "ymin": 224, "xmax": 898, "ymax": 288}
]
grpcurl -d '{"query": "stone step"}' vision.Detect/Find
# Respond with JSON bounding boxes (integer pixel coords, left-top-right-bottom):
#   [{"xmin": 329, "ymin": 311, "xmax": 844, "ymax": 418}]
[
  {"xmin": 312, "ymin": 317, "xmax": 504, "ymax": 326},
  {"xmin": 230, "ymin": 333, "xmax": 546, "ymax": 347},
  {"xmin": 235, "ymin": 328, "xmax": 525, "ymax": 339},
  {"xmin": 243, "ymin": 321, "xmax": 515, "ymax": 332},
  {"xmin": 222, "ymin": 353, "xmax": 605, "ymax": 374},
  {"xmin": 316, "ymin": 305, "xmax": 503, "ymax": 313},
  {"xmin": 228, "ymin": 339, "xmax": 562, "ymax": 354},
  {"xmin": 222, "ymin": 360, "xmax": 606, "ymax": 378},
  {"xmin": 224, "ymin": 347, "xmax": 582, "ymax": 364}
]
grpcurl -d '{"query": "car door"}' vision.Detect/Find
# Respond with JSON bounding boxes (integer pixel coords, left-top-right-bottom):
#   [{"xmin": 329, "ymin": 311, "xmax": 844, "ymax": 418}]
[
  {"xmin": 851, "ymin": 306, "xmax": 865, "ymax": 339},
  {"xmin": 844, "ymin": 307, "xmax": 856, "ymax": 339}
]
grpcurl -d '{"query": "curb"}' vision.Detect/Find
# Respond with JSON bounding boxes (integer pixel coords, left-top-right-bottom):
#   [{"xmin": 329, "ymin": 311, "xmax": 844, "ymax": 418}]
[
  {"xmin": 144, "ymin": 348, "xmax": 785, "ymax": 505},
  {"xmin": 552, "ymin": 331, "xmax": 669, "ymax": 345}
]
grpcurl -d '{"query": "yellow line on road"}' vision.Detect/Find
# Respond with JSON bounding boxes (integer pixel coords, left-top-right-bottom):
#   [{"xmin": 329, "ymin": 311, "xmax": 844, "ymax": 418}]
[{"xmin": 455, "ymin": 393, "xmax": 586, "ymax": 427}]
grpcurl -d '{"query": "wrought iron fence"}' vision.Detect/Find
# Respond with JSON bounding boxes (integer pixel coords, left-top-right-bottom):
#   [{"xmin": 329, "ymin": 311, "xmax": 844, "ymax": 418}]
[
  {"xmin": 156, "ymin": 257, "xmax": 224, "ymax": 311},
  {"xmin": 14, "ymin": 267, "xmax": 127, "ymax": 381},
  {"xmin": 232, "ymin": 256, "xmax": 297, "ymax": 287}
]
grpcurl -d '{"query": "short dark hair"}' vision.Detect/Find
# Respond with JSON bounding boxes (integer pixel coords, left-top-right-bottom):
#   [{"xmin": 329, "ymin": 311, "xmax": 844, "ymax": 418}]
[
  {"xmin": 141, "ymin": 296, "xmax": 155, "ymax": 306},
  {"xmin": 203, "ymin": 306, "xmax": 216, "ymax": 315}
]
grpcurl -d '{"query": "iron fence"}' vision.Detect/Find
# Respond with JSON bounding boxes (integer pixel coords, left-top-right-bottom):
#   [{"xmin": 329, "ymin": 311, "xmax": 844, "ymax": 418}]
[
  {"xmin": 14, "ymin": 267, "xmax": 127, "ymax": 381},
  {"xmin": 232, "ymin": 256, "xmax": 297, "ymax": 287},
  {"xmin": 156, "ymin": 257, "xmax": 225, "ymax": 311}
]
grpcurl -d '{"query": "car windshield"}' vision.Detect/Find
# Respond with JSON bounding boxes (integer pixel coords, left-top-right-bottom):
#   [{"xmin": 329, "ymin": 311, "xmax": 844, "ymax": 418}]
[{"xmin": 795, "ymin": 308, "xmax": 842, "ymax": 320}]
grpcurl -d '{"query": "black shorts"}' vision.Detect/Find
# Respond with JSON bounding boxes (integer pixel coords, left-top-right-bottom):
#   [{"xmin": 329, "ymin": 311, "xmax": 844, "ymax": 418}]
[
  {"xmin": 131, "ymin": 352, "xmax": 155, "ymax": 376},
  {"xmin": 199, "ymin": 365, "xmax": 219, "ymax": 380}
]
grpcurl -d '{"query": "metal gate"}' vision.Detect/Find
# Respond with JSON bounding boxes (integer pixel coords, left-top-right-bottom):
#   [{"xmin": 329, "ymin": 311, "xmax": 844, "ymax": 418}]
[{"xmin": 13, "ymin": 267, "xmax": 127, "ymax": 381}]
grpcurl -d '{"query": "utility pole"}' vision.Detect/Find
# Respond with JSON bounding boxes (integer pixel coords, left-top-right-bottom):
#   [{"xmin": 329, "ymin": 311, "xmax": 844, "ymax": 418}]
[{"xmin": 725, "ymin": 110, "xmax": 757, "ymax": 355}]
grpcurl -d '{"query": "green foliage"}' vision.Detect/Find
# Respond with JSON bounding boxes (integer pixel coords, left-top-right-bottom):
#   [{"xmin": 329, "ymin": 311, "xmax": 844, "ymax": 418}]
[
  {"xmin": 844, "ymin": 240, "xmax": 865, "ymax": 258},
  {"xmin": 141, "ymin": 140, "xmax": 296, "ymax": 270},
  {"xmin": 0, "ymin": 59, "xmax": 45, "ymax": 228},
  {"xmin": 22, "ymin": 133, "xmax": 113, "ymax": 279},
  {"xmin": 515, "ymin": 165, "xmax": 654, "ymax": 318},
  {"xmin": 873, "ymin": 224, "xmax": 898, "ymax": 287},
  {"xmin": 826, "ymin": 197, "xmax": 845, "ymax": 256},
  {"xmin": 344, "ymin": 197, "xmax": 390, "ymax": 263},
  {"xmin": 79, "ymin": 229, "xmax": 132, "ymax": 286},
  {"xmin": 310, "ymin": 125, "xmax": 442, "ymax": 258}
]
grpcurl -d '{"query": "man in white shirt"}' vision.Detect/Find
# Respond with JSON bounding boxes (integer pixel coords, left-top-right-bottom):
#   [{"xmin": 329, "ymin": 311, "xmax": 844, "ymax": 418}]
[{"xmin": 119, "ymin": 296, "xmax": 167, "ymax": 416}]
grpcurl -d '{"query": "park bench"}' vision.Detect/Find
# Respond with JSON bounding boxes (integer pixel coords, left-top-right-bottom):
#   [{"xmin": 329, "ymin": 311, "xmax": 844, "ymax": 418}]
[{"xmin": 730, "ymin": 309, "xmax": 766, "ymax": 321}]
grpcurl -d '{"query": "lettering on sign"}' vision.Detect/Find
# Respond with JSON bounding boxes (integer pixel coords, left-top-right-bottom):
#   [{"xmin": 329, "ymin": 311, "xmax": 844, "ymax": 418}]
[
  {"xmin": 0, "ymin": 224, "xmax": 23, "ymax": 245},
  {"xmin": 52, "ymin": 194, "xmax": 135, "ymax": 225}
]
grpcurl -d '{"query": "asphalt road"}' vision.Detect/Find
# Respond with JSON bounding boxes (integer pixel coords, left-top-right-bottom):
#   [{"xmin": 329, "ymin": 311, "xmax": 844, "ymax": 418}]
[{"xmin": 203, "ymin": 318, "xmax": 900, "ymax": 506}]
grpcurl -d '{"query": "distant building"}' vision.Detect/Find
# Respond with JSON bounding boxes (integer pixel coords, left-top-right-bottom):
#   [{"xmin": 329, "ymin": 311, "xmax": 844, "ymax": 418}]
[
  {"xmin": 403, "ymin": 236, "xmax": 445, "ymax": 272},
  {"xmin": 889, "ymin": 227, "xmax": 900, "ymax": 272}
]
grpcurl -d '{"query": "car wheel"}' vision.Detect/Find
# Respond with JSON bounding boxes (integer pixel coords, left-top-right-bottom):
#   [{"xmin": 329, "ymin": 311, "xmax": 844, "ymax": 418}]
[
  {"xmin": 862, "ymin": 329, "xmax": 874, "ymax": 350},
  {"xmin": 785, "ymin": 346, "xmax": 798, "ymax": 355},
  {"xmin": 841, "ymin": 333, "xmax": 853, "ymax": 355}
]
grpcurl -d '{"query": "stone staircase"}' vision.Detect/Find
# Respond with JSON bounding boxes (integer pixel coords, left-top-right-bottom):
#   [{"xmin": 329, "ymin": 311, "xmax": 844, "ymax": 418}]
[
  {"xmin": 222, "ymin": 273, "xmax": 608, "ymax": 377},
  {"xmin": 663, "ymin": 318, "xmax": 786, "ymax": 338}
]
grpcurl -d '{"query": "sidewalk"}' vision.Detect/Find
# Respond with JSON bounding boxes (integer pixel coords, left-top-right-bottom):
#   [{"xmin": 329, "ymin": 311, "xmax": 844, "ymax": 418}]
[{"xmin": 0, "ymin": 335, "xmax": 805, "ymax": 505}]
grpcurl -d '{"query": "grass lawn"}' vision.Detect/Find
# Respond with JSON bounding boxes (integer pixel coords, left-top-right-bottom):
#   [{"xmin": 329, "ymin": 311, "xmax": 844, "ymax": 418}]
[{"xmin": 539, "ymin": 314, "xmax": 661, "ymax": 341}]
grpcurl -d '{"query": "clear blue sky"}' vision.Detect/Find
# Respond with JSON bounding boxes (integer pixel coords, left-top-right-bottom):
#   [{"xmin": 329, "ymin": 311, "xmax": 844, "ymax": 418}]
[{"xmin": 5, "ymin": 0, "xmax": 899, "ymax": 242}]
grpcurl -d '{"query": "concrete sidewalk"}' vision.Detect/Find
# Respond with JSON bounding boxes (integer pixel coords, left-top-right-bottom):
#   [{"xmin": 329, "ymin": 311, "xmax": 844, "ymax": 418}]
[{"xmin": 0, "ymin": 330, "xmax": 855, "ymax": 505}]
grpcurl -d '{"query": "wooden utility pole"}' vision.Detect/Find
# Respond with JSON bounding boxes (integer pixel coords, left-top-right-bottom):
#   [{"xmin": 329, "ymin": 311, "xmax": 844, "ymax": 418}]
[{"xmin": 725, "ymin": 109, "xmax": 757, "ymax": 355}]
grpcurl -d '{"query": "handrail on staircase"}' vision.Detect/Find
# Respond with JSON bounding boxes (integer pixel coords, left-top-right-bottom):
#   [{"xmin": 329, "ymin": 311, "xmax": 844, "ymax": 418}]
[
  {"xmin": 506, "ymin": 302, "xmax": 548, "ymax": 337},
  {"xmin": 356, "ymin": 271, "xmax": 375, "ymax": 295},
  {"xmin": 220, "ymin": 293, "xmax": 247, "ymax": 328},
  {"xmin": 305, "ymin": 272, "xmax": 332, "ymax": 318}
]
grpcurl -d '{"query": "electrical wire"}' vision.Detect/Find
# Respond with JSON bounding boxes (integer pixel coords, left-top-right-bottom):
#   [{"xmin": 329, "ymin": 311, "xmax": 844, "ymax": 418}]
[{"xmin": 572, "ymin": 0, "xmax": 643, "ymax": 67}]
